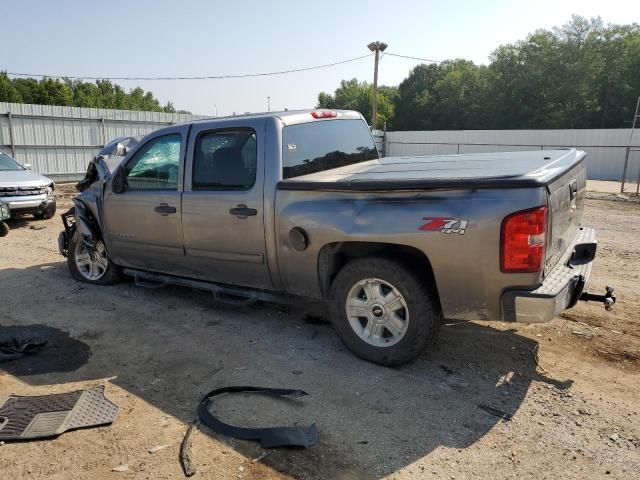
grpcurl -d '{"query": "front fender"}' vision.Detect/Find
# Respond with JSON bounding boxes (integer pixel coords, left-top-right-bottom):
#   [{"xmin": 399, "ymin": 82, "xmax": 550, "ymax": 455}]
[{"xmin": 73, "ymin": 198, "xmax": 100, "ymax": 241}]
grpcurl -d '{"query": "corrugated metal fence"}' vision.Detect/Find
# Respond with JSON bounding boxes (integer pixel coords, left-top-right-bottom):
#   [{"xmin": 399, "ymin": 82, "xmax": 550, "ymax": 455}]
[
  {"xmin": 384, "ymin": 129, "xmax": 640, "ymax": 181},
  {"xmin": 1, "ymin": 102, "xmax": 637, "ymax": 181},
  {"xmin": 0, "ymin": 102, "xmax": 208, "ymax": 181}
]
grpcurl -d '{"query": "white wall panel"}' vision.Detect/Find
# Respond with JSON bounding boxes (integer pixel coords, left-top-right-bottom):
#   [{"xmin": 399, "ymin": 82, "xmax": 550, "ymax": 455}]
[{"xmin": 385, "ymin": 129, "xmax": 639, "ymax": 180}]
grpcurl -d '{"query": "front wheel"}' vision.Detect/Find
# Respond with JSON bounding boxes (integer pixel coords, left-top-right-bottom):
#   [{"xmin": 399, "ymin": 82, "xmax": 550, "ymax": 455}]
[
  {"xmin": 329, "ymin": 257, "xmax": 441, "ymax": 366},
  {"xmin": 67, "ymin": 231, "xmax": 122, "ymax": 285}
]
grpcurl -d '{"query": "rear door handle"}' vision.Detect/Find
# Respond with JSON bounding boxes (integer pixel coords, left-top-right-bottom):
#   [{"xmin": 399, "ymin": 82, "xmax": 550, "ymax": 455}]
[
  {"xmin": 229, "ymin": 205, "xmax": 257, "ymax": 218},
  {"xmin": 154, "ymin": 203, "xmax": 177, "ymax": 215}
]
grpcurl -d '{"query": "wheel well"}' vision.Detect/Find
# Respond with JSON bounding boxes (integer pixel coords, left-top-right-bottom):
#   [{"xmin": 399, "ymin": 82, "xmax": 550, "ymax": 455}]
[{"xmin": 318, "ymin": 242, "xmax": 441, "ymax": 306}]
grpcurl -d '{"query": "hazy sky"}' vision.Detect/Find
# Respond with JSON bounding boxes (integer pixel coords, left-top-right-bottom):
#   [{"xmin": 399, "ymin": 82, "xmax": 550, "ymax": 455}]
[{"xmin": 2, "ymin": 0, "xmax": 639, "ymax": 115}]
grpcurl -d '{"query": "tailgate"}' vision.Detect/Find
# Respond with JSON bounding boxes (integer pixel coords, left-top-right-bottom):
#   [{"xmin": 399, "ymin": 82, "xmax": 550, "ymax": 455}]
[{"xmin": 544, "ymin": 153, "xmax": 587, "ymax": 275}]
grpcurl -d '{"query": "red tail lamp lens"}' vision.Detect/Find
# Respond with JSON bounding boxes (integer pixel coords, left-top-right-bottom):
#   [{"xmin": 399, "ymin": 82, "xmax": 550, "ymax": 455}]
[{"xmin": 501, "ymin": 206, "xmax": 547, "ymax": 273}]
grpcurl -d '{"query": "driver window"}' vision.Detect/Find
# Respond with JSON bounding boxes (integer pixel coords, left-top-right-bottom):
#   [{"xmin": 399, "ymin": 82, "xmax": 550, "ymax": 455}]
[{"xmin": 126, "ymin": 134, "xmax": 181, "ymax": 190}]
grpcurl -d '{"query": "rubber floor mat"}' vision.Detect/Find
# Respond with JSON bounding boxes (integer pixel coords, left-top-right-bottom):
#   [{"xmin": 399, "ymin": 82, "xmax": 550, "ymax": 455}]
[{"xmin": 0, "ymin": 385, "xmax": 118, "ymax": 440}]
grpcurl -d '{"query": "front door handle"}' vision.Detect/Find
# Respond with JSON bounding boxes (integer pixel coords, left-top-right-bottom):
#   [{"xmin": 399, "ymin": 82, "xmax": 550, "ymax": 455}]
[
  {"xmin": 154, "ymin": 203, "xmax": 177, "ymax": 215},
  {"xmin": 229, "ymin": 204, "xmax": 257, "ymax": 218}
]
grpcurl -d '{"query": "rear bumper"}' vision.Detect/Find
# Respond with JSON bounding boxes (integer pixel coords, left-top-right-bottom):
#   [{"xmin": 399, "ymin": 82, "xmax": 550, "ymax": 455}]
[{"xmin": 501, "ymin": 227, "xmax": 596, "ymax": 323}]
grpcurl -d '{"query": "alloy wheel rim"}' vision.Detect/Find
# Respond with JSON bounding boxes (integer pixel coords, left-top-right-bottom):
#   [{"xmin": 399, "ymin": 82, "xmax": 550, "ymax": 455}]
[
  {"xmin": 75, "ymin": 240, "xmax": 108, "ymax": 281},
  {"xmin": 345, "ymin": 277, "xmax": 409, "ymax": 347}
]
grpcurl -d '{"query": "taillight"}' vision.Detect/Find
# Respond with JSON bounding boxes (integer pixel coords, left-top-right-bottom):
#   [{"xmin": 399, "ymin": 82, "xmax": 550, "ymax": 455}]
[
  {"xmin": 500, "ymin": 206, "xmax": 547, "ymax": 273},
  {"xmin": 311, "ymin": 110, "xmax": 337, "ymax": 119}
]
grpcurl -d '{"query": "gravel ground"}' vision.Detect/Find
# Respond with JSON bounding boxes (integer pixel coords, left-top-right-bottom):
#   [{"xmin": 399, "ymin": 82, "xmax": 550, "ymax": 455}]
[{"xmin": 0, "ymin": 192, "xmax": 638, "ymax": 479}]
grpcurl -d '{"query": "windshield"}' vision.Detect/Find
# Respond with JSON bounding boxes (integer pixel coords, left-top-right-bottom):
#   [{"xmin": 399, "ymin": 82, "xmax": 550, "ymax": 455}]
[
  {"xmin": 282, "ymin": 119, "xmax": 378, "ymax": 179},
  {"xmin": 0, "ymin": 152, "xmax": 24, "ymax": 171}
]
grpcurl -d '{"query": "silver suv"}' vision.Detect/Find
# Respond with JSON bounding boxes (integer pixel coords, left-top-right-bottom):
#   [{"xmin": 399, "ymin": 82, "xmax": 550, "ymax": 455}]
[{"xmin": 0, "ymin": 151, "xmax": 56, "ymax": 219}]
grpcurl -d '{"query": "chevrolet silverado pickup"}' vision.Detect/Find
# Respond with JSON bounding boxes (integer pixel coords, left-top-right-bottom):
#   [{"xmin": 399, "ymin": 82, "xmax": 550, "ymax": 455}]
[{"xmin": 58, "ymin": 110, "xmax": 614, "ymax": 365}]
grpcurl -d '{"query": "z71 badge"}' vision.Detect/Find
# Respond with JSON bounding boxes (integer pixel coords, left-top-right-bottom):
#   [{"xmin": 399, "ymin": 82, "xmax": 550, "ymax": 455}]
[{"xmin": 419, "ymin": 217, "xmax": 468, "ymax": 235}]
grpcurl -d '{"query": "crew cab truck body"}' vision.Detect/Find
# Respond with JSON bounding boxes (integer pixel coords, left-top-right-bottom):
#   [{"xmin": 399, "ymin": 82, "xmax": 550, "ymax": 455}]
[{"xmin": 59, "ymin": 110, "xmax": 613, "ymax": 365}]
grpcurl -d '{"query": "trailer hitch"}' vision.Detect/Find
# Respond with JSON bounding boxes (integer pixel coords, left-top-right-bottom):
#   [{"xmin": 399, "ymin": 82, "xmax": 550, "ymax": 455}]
[{"xmin": 580, "ymin": 286, "xmax": 616, "ymax": 311}]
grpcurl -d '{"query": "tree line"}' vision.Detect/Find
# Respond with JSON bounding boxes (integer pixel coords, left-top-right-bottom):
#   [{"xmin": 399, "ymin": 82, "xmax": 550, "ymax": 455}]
[
  {"xmin": 317, "ymin": 16, "xmax": 640, "ymax": 130},
  {"xmin": 0, "ymin": 74, "xmax": 184, "ymax": 113}
]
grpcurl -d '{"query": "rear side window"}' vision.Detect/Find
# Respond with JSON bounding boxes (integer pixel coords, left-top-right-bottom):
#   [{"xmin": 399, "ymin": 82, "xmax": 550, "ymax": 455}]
[
  {"xmin": 193, "ymin": 130, "xmax": 257, "ymax": 190},
  {"xmin": 126, "ymin": 134, "xmax": 181, "ymax": 190},
  {"xmin": 282, "ymin": 119, "xmax": 378, "ymax": 179}
]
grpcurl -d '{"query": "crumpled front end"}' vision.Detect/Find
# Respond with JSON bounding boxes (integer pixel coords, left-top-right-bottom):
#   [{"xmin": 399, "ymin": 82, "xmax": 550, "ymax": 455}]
[
  {"xmin": 58, "ymin": 137, "xmax": 139, "ymax": 257},
  {"xmin": 58, "ymin": 197, "xmax": 103, "ymax": 258}
]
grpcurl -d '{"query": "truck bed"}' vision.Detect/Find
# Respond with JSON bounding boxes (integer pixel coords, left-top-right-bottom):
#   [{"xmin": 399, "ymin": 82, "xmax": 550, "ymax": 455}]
[{"xmin": 277, "ymin": 149, "xmax": 585, "ymax": 191}]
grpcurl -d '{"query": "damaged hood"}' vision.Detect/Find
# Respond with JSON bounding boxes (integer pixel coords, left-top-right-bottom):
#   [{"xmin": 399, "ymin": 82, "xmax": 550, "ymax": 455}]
[
  {"xmin": 96, "ymin": 136, "xmax": 142, "ymax": 176},
  {"xmin": 76, "ymin": 136, "xmax": 142, "ymax": 191}
]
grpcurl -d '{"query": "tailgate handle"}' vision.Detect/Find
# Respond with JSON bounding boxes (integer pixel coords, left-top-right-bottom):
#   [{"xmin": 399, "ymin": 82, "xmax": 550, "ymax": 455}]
[{"xmin": 569, "ymin": 180, "xmax": 578, "ymax": 200}]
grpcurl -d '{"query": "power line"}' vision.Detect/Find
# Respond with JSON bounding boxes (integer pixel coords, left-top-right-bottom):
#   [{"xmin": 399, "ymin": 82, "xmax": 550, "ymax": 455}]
[
  {"xmin": 384, "ymin": 53, "xmax": 442, "ymax": 63},
  {"xmin": 4, "ymin": 54, "xmax": 374, "ymax": 81}
]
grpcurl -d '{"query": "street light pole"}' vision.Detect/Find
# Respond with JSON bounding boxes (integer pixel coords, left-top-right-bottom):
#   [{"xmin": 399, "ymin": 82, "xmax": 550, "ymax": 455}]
[{"xmin": 367, "ymin": 41, "xmax": 388, "ymax": 129}]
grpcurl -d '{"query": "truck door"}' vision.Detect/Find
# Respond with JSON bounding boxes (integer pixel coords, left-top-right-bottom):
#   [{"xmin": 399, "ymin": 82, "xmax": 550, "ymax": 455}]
[
  {"xmin": 181, "ymin": 119, "xmax": 272, "ymax": 289},
  {"xmin": 102, "ymin": 125, "xmax": 189, "ymax": 275}
]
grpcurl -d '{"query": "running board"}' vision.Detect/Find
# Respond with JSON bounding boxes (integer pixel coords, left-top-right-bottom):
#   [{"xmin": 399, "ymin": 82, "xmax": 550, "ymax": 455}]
[{"xmin": 123, "ymin": 268, "xmax": 292, "ymax": 306}]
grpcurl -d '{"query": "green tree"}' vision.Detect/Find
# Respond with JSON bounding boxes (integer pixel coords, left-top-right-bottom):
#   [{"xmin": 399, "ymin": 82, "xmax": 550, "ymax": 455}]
[
  {"xmin": 0, "ymin": 72, "xmax": 22, "ymax": 102},
  {"xmin": 320, "ymin": 16, "xmax": 640, "ymax": 130},
  {"xmin": 0, "ymin": 75, "xmax": 181, "ymax": 113},
  {"xmin": 485, "ymin": 16, "xmax": 640, "ymax": 129},
  {"xmin": 317, "ymin": 78, "xmax": 397, "ymax": 127},
  {"xmin": 393, "ymin": 63, "xmax": 446, "ymax": 130},
  {"xmin": 40, "ymin": 78, "xmax": 74, "ymax": 106},
  {"xmin": 12, "ymin": 78, "xmax": 45, "ymax": 104}
]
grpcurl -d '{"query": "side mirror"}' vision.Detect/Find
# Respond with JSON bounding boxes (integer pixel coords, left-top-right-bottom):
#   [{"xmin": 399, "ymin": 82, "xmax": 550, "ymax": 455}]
[
  {"xmin": 24, "ymin": 163, "xmax": 33, "ymax": 170},
  {"xmin": 111, "ymin": 167, "xmax": 127, "ymax": 194}
]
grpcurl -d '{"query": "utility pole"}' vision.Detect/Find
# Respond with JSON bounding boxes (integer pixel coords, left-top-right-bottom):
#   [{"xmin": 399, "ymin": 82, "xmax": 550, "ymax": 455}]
[
  {"xmin": 367, "ymin": 41, "xmax": 388, "ymax": 129},
  {"xmin": 621, "ymin": 95, "xmax": 640, "ymax": 194},
  {"xmin": 267, "ymin": 96, "xmax": 271, "ymax": 112}
]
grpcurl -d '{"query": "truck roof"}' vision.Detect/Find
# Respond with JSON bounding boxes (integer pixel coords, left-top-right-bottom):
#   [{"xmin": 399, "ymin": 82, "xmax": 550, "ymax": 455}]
[{"xmin": 186, "ymin": 109, "xmax": 365, "ymax": 127}]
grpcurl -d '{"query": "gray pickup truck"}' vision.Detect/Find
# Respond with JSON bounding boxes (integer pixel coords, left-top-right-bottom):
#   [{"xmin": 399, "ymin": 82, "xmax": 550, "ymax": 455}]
[{"xmin": 58, "ymin": 110, "xmax": 614, "ymax": 365}]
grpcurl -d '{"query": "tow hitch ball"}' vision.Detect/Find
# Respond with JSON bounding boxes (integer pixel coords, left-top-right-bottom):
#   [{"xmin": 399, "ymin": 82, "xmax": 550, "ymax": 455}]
[{"xmin": 580, "ymin": 286, "xmax": 616, "ymax": 311}]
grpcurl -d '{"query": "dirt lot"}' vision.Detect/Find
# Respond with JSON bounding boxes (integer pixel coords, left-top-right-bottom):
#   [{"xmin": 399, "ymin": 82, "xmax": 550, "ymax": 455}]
[{"xmin": 1, "ymin": 191, "xmax": 639, "ymax": 479}]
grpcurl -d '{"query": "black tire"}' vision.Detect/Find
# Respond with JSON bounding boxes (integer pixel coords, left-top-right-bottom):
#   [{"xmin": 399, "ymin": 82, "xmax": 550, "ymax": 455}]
[
  {"xmin": 34, "ymin": 200, "xmax": 57, "ymax": 220},
  {"xmin": 67, "ymin": 231, "xmax": 122, "ymax": 285},
  {"xmin": 329, "ymin": 256, "xmax": 441, "ymax": 366}
]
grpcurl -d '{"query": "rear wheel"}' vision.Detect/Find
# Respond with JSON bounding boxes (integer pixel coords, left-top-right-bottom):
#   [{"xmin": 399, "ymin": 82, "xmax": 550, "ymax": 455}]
[
  {"xmin": 67, "ymin": 231, "xmax": 122, "ymax": 285},
  {"xmin": 329, "ymin": 256, "xmax": 441, "ymax": 366}
]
